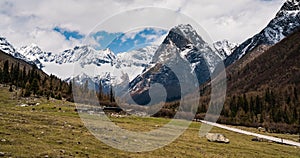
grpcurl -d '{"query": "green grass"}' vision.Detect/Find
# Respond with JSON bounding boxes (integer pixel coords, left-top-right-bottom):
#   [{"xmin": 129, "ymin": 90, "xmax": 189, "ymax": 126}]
[{"xmin": 0, "ymin": 86, "xmax": 299, "ymax": 157}]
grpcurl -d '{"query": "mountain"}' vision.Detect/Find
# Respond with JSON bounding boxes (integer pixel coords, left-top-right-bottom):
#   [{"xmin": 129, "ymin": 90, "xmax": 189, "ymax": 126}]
[
  {"xmin": 17, "ymin": 44, "xmax": 56, "ymax": 69},
  {"xmin": 195, "ymin": 28, "xmax": 300, "ymax": 133},
  {"xmin": 226, "ymin": 28, "xmax": 300, "ymax": 95},
  {"xmin": 213, "ymin": 40, "xmax": 238, "ymax": 60},
  {"xmin": 0, "ymin": 48, "xmax": 72, "ymax": 100},
  {"xmin": 128, "ymin": 24, "xmax": 222, "ymax": 105},
  {"xmin": 224, "ymin": 0, "xmax": 300, "ymax": 66},
  {"xmin": 17, "ymin": 43, "xmax": 157, "ymax": 83},
  {"xmin": 0, "ymin": 37, "xmax": 36, "ymax": 65}
]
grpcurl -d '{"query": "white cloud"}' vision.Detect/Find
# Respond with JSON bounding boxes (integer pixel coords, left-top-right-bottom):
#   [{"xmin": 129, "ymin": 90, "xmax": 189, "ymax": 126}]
[{"xmin": 0, "ymin": 0, "xmax": 286, "ymax": 52}]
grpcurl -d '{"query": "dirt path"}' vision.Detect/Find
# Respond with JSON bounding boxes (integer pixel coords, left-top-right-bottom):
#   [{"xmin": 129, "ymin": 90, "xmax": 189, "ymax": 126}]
[{"xmin": 200, "ymin": 120, "xmax": 300, "ymax": 147}]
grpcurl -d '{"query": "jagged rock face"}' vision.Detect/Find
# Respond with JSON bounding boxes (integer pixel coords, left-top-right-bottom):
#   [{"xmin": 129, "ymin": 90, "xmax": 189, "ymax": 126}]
[
  {"xmin": 213, "ymin": 40, "xmax": 238, "ymax": 60},
  {"xmin": 0, "ymin": 37, "xmax": 16, "ymax": 55},
  {"xmin": 225, "ymin": 0, "xmax": 300, "ymax": 66},
  {"xmin": 0, "ymin": 37, "xmax": 35, "ymax": 65},
  {"xmin": 129, "ymin": 24, "xmax": 221, "ymax": 105}
]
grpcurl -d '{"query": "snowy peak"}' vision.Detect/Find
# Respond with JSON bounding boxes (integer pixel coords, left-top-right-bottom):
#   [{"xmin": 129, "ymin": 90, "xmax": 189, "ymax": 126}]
[
  {"xmin": 129, "ymin": 24, "xmax": 221, "ymax": 103},
  {"xmin": 18, "ymin": 44, "xmax": 43, "ymax": 56},
  {"xmin": 224, "ymin": 0, "xmax": 300, "ymax": 66},
  {"xmin": 0, "ymin": 36, "xmax": 35, "ymax": 64},
  {"xmin": 17, "ymin": 44, "xmax": 56, "ymax": 68},
  {"xmin": 162, "ymin": 24, "xmax": 206, "ymax": 50},
  {"xmin": 56, "ymin": 46, "xmax": 116, "ymax": 66},
  {"xmin": 279, "ymin": 0, "xmax": 300, "ymax": 13},
  {"xmin": 213, "ymin": 40, "xmax": 238, "ymax": 60},
  {"xmin": 0, "ymin": 36, "xmax": 16, "ymax": 56},
  {"xmin": 117, "ymin": 45, "xmax": 157, "ymax": 67}
]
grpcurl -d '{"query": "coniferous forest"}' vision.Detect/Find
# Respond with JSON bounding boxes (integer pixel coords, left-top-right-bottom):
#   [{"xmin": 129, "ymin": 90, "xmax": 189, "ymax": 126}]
[{"xmin": 0, "ymin": 52, "xmax": 72, "ymax": 101}]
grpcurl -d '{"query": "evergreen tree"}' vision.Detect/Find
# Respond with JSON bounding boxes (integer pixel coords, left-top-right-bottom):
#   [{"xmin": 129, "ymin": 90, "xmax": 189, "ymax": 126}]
[
  {"xmin": 230, "ymin": 95, "xmax": 237, "ymax": 117},
  {"xmin": 292, "ymin": 107, "xmax": 298, "ymax": 123},
  {"xmin": 110, "ymin": 86, "xmax": 115, "ymax": 103},
  {"xmin": 243, "ymin": 94, "xmax": 249, "ymax": 113},
  {"xmin": 3, "ymin": 60, "xmax": 10, "ymax": 83},
  {"xmin": 250, "ymin": 96, "xmax": 254, "ymax": 113},
  {"xmin": 237, "ymin": 96, "xmax": 244, "ymax": 110},
  {"xmin": 31, "ymin": 78, "xmax": 39, "ymax": 95},
  {"xmin": 0, "ymin": 67, "xmax": 3, "ymax": 83},
  {"xmin": 255, "ymin": 95, "xmax": 261, "ymax": 115},
  {"xmin": 294, "ymin": 87, "xmax": 298, "ymax": 101},
  {"xmin": 9, "ymin": 84, "xmax": 13, "ymax": 92},
  {"xmin": 24, "ymin": 82, "xmax": 31, "ymax": 97},
  {"xmin": 67, "ymin": 81, "xmax": 73, "ymax": 95}
]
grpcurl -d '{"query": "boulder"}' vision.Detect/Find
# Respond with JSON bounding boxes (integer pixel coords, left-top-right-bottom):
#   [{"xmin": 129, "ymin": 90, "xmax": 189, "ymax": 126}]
[
  {"xmin": 0, "ymin": 152, "xmax": 5, "ymax": 156},
  {"xmin": 206, "ymin": 133, "xmax": 230, "ymax": 144}
]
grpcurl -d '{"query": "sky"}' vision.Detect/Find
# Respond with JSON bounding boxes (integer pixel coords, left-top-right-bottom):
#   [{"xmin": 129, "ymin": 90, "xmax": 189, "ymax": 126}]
[{"xmin": 0, "ymin": 0, "xmax": 285, "ymax": 53}]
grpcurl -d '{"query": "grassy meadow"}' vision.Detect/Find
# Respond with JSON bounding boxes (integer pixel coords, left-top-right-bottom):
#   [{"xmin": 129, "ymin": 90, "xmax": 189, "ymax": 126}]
[{"xmin": 0, "ymin": 86, "xmax": 299, "ymax": 157}]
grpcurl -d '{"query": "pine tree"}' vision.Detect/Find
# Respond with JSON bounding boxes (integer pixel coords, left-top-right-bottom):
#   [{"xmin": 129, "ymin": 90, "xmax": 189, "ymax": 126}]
[
  {"xmin": 237, "ymin": 96, "xmax": 244, "ymax": 110},
  {"xmin": 22, "ymin": 66, "xmax": 27, "ymax": 87},
  {"xmin": 292, "ymin": 107, "xmax": 298, "ymax": 123},
  {"xmin": 9, "ymin": 84, "xmax": 13, "ymax": 92},
  {"xmin": 0, "ymin": 67, "xmax": 3, "ymax": 83},
  {"xmin": 250, "ymin": 96, "xmax": 254, "ymax": 113},
  {"xmin": 3, "ymin": 60, "xmax": 9, "ymax": 83},
  {"xmin": 230, "ymin": 95, "xmax": 237, "ymax": 117},
  {"xmin": 255, "ymin": 95, "xmax": 261, "ymax": 115},
  {"xmin": 243, "ymin": 94, "xmax": 249, "ymax": 113},
  {"xmin": 67, "ymin": 81, "xmax": 72, "ymax": 95},
  {"xmin": 31, "ymin": 78, "xmax": 39, "ymax": 95},
  {"xmin": 110, "ymin": 86, "xmax": 114, "ymax": 103},
  {"xmin": 294, "ymin": 87, "xmax": 298, "ymax": 101},
  {"xmin": 24, "ymin": 82, "xmax": 31, "ymax": 97}
]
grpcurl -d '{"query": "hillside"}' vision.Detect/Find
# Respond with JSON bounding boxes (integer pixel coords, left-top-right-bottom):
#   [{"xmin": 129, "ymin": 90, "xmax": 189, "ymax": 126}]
[
  {"xmin": 0, "ymin": 50, "xmax": 72, "ymax": 100},
  {"xmin": 226, "ymin": 29, "xmax": 300, "ymax": 94},
  {"xmin": 196, "ymin": 29, "xmax": 300, "ymax": 133},
  {"xmin": 224, "ymin": 0, "xmax": 300, "ymax": 66}
]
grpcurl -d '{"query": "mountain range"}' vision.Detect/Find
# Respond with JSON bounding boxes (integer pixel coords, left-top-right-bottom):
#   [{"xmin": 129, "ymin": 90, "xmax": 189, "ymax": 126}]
[
  {"xmin": 0, "ymin": 28, "xmax": 235, "ymax": 87},
  {"xmin": 0, "ymin": 0, "xmax": 299, "ymax": 103}
]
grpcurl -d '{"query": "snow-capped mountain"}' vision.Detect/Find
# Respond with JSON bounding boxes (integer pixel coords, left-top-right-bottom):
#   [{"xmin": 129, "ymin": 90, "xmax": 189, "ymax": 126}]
[
  {"xmin": 213, "ymin": 40, "xmax": 238, "ymax": 60},
  {"xmin": 0, "ymin": 37, "xmax": 32, "ymax": 63},
  {"xmin": 0, "ymin": 37, "xmax": 16, "ymax": 55},
  {"xmin": 224, "ymin": 0, "xmax": 300, "ymax": 66},
  {"xmin": 17, "ymin": 44, "xmax": 56, "ymax": 69},
  {"xmin": 117, "ymin": 46, "xmax": 157, "ymax": 68},
  {"xmin": 55, "ymin": 46, "xmax": 117, "ymax": 66},
  {"xmin": 128, "ymin": 24, "xmax": 222, "ymax": 105},
  {"xmin": 17, "ymin": 43, "xmax": 157, "ymax": 86}
]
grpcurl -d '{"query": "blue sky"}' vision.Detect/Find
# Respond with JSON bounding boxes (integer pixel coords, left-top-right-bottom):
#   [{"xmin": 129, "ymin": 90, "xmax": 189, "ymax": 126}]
[
  {"xmin": 54, "ymin": 27, "xmax": 167, "ymax": 53},
  {"xmin": 53, "ymin": 27, "xmax": 84, "ymax": 40},
  {"xmin": 92, "ymin": 28, "xmax": 167, "ymax": 53},
  {"xmin": 0, "ymin": 0, "xmax": 285, "ymax": 53}
]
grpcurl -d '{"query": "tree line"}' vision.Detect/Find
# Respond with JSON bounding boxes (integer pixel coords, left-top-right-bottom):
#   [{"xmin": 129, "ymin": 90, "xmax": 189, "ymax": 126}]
[
  {"xmin": 0, "ymin": 60, "xmax": 72, "ymax": 100},
  {"xmin": 151, "ymin": 87, "xmax": 299, "ymax": 134}
]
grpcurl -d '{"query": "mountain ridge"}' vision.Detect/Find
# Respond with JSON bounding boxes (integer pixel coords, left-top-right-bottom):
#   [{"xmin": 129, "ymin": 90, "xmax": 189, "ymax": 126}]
[{"xmin": 224, "ymin": 0, "xmax": 300, "ymax": 66}]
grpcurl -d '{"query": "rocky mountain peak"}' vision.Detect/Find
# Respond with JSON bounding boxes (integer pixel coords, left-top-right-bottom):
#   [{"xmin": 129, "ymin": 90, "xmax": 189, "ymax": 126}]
[
  {"xmin": 0, "ymin": 36, "xmax": 16, "ymax": 55},
  {"xmin": 276, "ymin": 0, "xmax": 300, "ymax": 17},
  {"xmin": 224, "ymin": 0, "xmax": 300, "ymax": 67},
  {"xmin": 162, "ymin": 24, "xmax": 206, "ymax": 50},
  {"xmin": 18, "ymin": 44, "xmax": 43, "ymax": 56}
]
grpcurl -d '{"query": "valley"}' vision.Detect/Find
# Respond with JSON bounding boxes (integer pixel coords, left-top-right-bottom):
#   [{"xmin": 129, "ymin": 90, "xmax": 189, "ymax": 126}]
[
  {"xmin": 0, "ymin": 0, "xmax": 299, "ymax": 157},
  {"xmin": 0, "ymin": 86, "xmax": 299, "ymax": 157}
]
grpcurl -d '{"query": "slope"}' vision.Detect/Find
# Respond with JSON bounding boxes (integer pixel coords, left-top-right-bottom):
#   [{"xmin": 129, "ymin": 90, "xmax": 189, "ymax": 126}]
[
  {"xmin": 0, "ymin": 50, "xmax": 72, "ymax": 100},
  {"xmin": 224, "ymin": 0, "xmax": 300, "ymax": 66}
]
